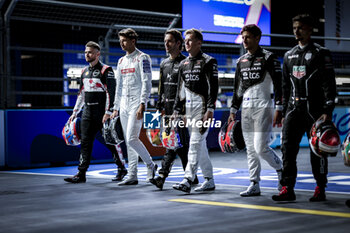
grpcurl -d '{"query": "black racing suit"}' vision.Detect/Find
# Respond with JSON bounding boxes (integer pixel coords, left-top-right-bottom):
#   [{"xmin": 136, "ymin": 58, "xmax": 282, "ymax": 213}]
[
  {"xmin": 73, "ymin": 61, "xmax": 125, "ymax": 172},
  {"xmin": 156, "ymin": 53, "xmax": 189, "ymax": 177},
  {"xmin": 281, "ymin": 42, "xmax": 337, "ymax": 188}
]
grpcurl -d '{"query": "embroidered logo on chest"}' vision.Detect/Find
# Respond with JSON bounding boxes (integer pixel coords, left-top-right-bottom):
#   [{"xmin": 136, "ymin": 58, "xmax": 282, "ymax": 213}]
[{"xmin": 292, "ymin": 65, "xmax": 306, "ymax": 79}]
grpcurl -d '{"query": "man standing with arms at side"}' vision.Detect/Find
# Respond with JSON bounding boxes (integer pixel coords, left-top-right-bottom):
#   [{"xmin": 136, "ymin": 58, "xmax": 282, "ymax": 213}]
[
  {"xmin": 150, "ymin": 29, "xmax": 198, "ymax": 190},
  {"xmin": 228, "ymin": 24, "xmax": 283, "ymax": 196},
  {"xmin": 172, "ymin": 28, "xmax": 218, "ymax": 193},
  {"xmin": 111, "ymin": 28, "xmax": 157, "ymax": 185},
  {"xmin": 272, "ymin": 14, "xmax": 337, "ymax": 202},
  {"xmin": 64, "ymin": 41, "xmax": 127, "ymax": 183}
]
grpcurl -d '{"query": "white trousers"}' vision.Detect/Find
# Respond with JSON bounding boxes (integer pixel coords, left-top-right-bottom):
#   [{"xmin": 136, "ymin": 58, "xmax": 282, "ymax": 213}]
[
  {"xmin": 184, "ymin": 125, "xmax": 213, "ymax": 182},
  {"xmin": 119, "ymin": 97, "xmax": 153, "ymax": 179},
  {"xmin": 241, "ymin": 106, "xmax": 282, "ymax": 183}
]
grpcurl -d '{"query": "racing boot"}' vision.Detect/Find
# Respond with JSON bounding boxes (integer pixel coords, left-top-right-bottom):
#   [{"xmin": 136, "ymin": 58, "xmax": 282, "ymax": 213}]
[
  {"xmin": 174, "ymin": 175, "xmax": 198, "ymax": 186},
  {"xmin": 277, "ymin": 169, "xmax": 283, "ymax": 191},
  {"xmin": 150, "ymin": 176, "xmax": 165, "ymax": 190},
  {"xmin": 146, "ymin": 163, "xmax": 158, "ymax": 182},
  {"xmin": 112, "ymin": 168, "xmax": 128, "ymax": 182},
  {"xmin": 117, "ymin": 177, "xmax": 138, "ymax": 185},
  {"xmin": 194, "ymin": 177, "xmax": 215, "ymax": 192},
  {"xmin": 240, "ymin": 182, "xmax": 260, "ymax": 197},
  {"xmin": 64, "ymin": 171, "xmax": 86, "ymax": 183},
  {"xmin": 309, "ymin": 186, "xmax": 326, "ymax": 202},
  {"xmin": 173, "ymin": 178, "xmax": 192, "ymax": 194},
  {"xmin": 272, "ymin": 186, "xmax": 296, "ymax": 201},
  {"xmin": 193, "ymin": 175, "xmax": 199, "ymax": 185},
  {"xmin": 346, "ymin": 200, "xmax": 350, "ymax": 208}
]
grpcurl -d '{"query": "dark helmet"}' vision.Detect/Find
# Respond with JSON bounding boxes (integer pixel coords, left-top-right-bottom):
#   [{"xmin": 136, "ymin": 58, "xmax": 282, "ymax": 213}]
[
  {"xmin": 102, "ymin": 116, "xmax": 124, "ymax": 145},
  {"xmin": 62, "ymin": 117, "xmax": 81, "ymax": 146},
  {"xmin": 309, "ymin": 118, "xmax": 340, "ymax": 157},
  {"xmin": 218, "ymin": 120, "xmax": 245, "ymax": 153}
]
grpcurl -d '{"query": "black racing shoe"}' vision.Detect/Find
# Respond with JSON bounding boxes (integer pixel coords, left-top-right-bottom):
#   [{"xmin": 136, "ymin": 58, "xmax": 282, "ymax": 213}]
[
  {"xmin": 173, "ymin": 178, "xmax": 192, "ymax": 194},
  {"xmin": 272, "ymin": 186, "xmax": 296, "ymax": 201},
  {"xmin": 193, "ymin": 175, "xmax": 199, "ymax": 185},
  {"xmin": 112, "ymin": 168, "xmax": 128, "ymax": 182},
  {"xmin": 309, "ymin": 186, "xmax": 326, "ymax": 202},
  {"xmin": 346, "ymin": 200, "xmax": 350, "ymax": 208},
  {"xmin": 150, "ymin": 176, "xmax": 165, "ymax": 190},
  {"xmin": 64, "ymin": 172, "xmax": 86, "ymax": 183}
]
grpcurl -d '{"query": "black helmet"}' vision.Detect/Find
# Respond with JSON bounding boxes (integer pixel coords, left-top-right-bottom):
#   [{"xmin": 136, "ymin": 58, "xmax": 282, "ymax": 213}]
[
  {"xmin": 218, "ymin": 120, "xmax": 245, "ymax": 153},
  {"xmin": 102, "ymin": 117, "xmax": 124, "ymax": 145}
]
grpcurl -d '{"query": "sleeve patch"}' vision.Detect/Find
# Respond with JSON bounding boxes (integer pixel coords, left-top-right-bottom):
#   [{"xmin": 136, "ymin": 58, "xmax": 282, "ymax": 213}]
[{"xmin": 143, "ymin": 59, "xmax": 151, "ymax": 73}]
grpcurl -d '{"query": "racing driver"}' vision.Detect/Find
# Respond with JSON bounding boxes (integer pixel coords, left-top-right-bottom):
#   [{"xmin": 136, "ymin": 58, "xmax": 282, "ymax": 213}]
[
  {"xmin": 64, "ymin": 41, "xmax": 127, "ymax": 183},
  {"xmin": 111, "ymin": 28, "xmax": 157, "ymax": 185},
  {"xmin": 272, "ymin": 14, "xmax": 337, "ymax": 202},
  {"xmin": 172, "ymin": 28, "xmax": 218, "ymax": 194},
  {"xmin": 229, "ymin": 24, "xmax": 283, "ymax": 196}
]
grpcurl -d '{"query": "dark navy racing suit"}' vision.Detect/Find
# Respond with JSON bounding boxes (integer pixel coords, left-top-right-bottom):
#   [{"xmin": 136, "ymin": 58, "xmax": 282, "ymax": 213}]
[
  {"xmin": 156, "ymin": 53, "xmax": 189, "ymax": 177},
  {"xmin": 280, "ymin": 42, "xmax": 337, "ymax": 188}
]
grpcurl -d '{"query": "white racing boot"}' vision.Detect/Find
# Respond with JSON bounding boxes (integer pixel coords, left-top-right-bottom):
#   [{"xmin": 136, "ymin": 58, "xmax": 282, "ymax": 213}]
[
  {"xmin": 240, "ymin": 182, "xmax": 261, "ymax": 197},
  {"xmin": 173, "ymin": 178, "xmax": 192, "ymax": 194},
  {"xmin": 194, "ymin": 177, "xmax": 215, "ymax": 192}
]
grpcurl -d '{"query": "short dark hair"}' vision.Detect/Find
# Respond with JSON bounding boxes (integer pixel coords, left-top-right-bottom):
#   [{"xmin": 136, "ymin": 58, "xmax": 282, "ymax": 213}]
[
  {"xmin": 292, "ymin": 14, "xmax": 314, "ymax": 27},
  {"xmin": 240, "ymin": 24, "xmax": 262, "ymax": 38},
  {"xmin": 118, "ymin": 28, "xmax": 139, "ymax": 41},
  {"xmin": 184, "ymin": 28, "xmax": 203, "ymax": 42},
  {"xmin": 85, "ymin": 41, "xmax": 100, "ymax": 51},
  {"xmin": 165, "ymin": 29, "xmax": 184, "ymax": 50}
]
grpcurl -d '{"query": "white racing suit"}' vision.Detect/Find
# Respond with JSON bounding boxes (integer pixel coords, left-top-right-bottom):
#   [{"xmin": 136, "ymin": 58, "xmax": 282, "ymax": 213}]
[
  {"xmin": 174, "ymin": 51, "xmax": 219, "ymax": 182},
  {"xmin": 114, "ymin": 48, "xmax": 155, "ymax": 179},
  {"xmin": 231, "ymin": 47, "xmax": 283, "ymax": 183}
]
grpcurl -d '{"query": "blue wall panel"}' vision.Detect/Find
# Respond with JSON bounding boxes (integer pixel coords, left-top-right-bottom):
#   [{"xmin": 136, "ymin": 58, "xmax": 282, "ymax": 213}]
[{"xmin": 3, "ymin": 107, "xmax": 350, "ymax": 168}]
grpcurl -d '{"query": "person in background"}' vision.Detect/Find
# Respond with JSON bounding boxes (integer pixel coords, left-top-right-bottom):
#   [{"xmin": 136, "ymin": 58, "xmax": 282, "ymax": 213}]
[{"xmin": 150, "ymin": 29, "xmax": 198, "ymax": 190}]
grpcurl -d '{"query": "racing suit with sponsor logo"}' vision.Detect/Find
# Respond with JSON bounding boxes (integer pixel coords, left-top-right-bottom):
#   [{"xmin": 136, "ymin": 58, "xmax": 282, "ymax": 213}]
[
  {"xmin": 156, "ymin": 53, "xmax": 189, "ymax": 177},
  {"xmin": 72, "ymin": 61, "xmax": 125, "ymax": 172},
  {"xmin": 173, "ymin": 51, "xmax": 218, "ymax": 182},
  {"xmin": 281, "ymin": 42, "xmax": 336, "ymax": 188},
  {"xmin": 114, "ymin": 48, "xmax": 156, "ymax": 179},
  {"xmin": 230, "ymin": 47, "xmax": 283, "ymax": 183}
]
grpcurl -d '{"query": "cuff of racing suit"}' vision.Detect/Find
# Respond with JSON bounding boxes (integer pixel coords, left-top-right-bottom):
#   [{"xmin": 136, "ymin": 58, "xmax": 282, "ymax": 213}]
[
  {"xmin": 207, "ymin": 108, "xmax": 215, "ymax": 113},
  {"xmin": 230, "ymin": 107, "xmax": 238, "ymax": 114},
  {"xmin": 105, "ymin": 110, "xmax": 112, "ymax": 115},
  {"xmin": 275, "ymin": 105, "xmax": 283, "ymax": 111}
]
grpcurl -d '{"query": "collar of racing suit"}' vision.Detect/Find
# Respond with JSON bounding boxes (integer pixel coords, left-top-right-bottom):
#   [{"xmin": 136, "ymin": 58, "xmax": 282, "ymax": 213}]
[
  {"xmin": 88, "ymin": 60, "xmax": 102, "ymax": 71},
  {"xmin": 125, "ymin": 48, "xmax": 139, "ymax": 58},
  {"xmin": 189, "ymin": 50, "xmax": 203, "ymax": 61}
]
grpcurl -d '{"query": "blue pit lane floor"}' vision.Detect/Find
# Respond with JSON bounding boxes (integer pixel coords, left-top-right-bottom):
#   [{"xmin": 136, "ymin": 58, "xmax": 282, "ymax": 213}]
[{"xmin": 3, "ymin": 163, "xmax": 350, "ymax": 194}]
